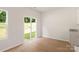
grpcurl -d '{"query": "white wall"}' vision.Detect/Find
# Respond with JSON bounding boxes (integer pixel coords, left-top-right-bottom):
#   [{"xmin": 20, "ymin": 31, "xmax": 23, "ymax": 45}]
[
  {"xmin": 42, "ymin": 8, "xmax": 78, "ymax": 41},
  {"xmin": 0, "ymin": 7, "xmax": 41, "ymax": 51}
]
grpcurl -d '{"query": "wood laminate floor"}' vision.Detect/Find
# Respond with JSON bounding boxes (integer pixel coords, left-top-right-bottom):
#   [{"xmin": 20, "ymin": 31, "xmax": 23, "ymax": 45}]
[{"xmin": 5, "ymin": 37, "xmax": 74, "ymax": 52}]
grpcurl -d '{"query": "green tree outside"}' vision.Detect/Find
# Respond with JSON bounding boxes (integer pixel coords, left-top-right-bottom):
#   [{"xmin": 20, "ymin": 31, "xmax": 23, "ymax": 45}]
[{"xmin": 0, "ymin": 10, "xmax": 6, "ymax": 23}]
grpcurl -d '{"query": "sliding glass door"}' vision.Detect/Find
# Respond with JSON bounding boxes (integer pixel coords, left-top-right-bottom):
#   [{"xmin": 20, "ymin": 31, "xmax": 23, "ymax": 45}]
[{"xmin": 24, "ymin": 17, "xmax": 37, "ymax": 40}]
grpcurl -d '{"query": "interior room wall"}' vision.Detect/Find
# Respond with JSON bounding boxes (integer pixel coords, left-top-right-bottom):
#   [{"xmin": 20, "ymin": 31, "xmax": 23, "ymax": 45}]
[{"xmin": 42, "ymin": 8, "xmax": 78, "ymax": 41}]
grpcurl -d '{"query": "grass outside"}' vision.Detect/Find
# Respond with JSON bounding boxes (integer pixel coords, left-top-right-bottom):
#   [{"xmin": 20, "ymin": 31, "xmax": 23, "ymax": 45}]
[
  {"xmin": 24, "ymin": 32, "xmax": 36, "ymax": 39},
  {"xmin": 0, "ymin": 23, "xmax": 6, "ymax": 40}
]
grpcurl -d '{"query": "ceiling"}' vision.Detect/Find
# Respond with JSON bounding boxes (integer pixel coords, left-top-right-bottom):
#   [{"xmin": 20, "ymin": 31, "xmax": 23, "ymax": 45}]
[{"xmin": 31, "ymin": 7, "xmax": 59, "ymax": 13}]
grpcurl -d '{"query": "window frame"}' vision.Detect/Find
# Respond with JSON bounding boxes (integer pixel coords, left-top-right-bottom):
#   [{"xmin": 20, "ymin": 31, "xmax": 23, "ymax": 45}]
[{"xmin": 0, "ymin": 9, "xmax": 8, "ymax": 40}]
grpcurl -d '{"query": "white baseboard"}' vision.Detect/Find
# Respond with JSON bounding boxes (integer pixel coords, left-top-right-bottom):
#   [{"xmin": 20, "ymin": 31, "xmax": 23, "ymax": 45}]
[
  {"xmin": 43, "ymin": 35, "xmax": 69, "ymax": 41},
  {"xmin": 0, "ymin": 42, "xmax": 23, "ymax": 52}
]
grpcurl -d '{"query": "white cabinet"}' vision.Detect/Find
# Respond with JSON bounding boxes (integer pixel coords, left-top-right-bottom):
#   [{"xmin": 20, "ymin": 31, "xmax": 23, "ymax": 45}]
[{"xmin": 70, "ymin": 29, "xmax": 79, "ymax": 46}]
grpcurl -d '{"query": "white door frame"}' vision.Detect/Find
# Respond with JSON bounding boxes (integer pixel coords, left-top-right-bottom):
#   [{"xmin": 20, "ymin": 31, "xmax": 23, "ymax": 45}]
[{"xmin": 24, "ymin": 16, "xmax": 37, "ymax": 40}]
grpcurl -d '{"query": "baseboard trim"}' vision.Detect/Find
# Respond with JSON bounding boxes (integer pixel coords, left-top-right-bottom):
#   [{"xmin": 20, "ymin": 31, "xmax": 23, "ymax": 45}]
[
  {"xmin": 0, "ymin": 42, "xmax": 23, "ymax": 52},
  {"xmin": 43, "ymin": 35, "xmax": 69, "ymax": 41}
]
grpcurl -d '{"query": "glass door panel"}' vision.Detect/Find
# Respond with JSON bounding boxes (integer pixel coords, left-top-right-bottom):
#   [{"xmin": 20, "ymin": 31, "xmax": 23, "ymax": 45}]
[
  {"xmin": 24, "ymin": 17, "xmax": 37, "ymax": 40},
  {"xmin": 24, "ymin": 17, "xmax": 31, "ymax": 40},
  {"xmin": 31, "ymin": 18, "xmax": 37, "ymax": 39}
]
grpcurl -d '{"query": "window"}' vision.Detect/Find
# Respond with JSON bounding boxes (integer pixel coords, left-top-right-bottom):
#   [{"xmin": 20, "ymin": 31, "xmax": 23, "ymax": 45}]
[
  {"xmin": 0, "ymin": 9, "xmax": 8, "ymax": 40},
  {"xmin": 24, "ymin": 17, "xmax": 37, "ymax": 40}
]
